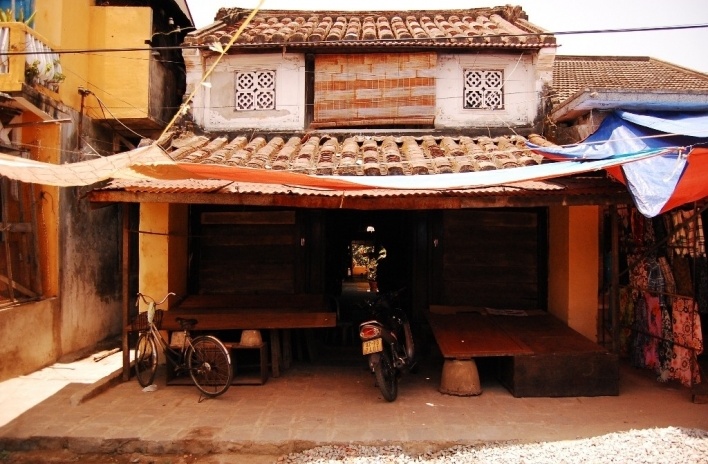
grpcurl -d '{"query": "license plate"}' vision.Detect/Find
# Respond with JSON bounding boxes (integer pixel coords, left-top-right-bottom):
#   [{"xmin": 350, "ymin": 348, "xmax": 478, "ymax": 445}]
[{"xmin": 362, "ymin": 338, "xmax": 383, "ymax": 355}]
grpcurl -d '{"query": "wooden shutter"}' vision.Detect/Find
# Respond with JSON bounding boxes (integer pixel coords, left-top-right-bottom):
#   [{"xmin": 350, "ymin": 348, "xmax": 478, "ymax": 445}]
[
  {"xmin": 440, "ymin": 209, "xmax": 546, "ymax": 310},
  {"xmin": 197, "ymin": 211, "xmax": 297, "ymax": 294}
]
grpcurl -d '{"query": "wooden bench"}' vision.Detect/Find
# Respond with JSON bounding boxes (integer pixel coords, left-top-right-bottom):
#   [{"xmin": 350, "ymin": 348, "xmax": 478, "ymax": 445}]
[
  {"xmin": 426, "ymin": 306, "xmax": 619, "ymax": 397},
  {"xmin": 124, "ymin": 293, "xmax": 337, "ymax": 381}
]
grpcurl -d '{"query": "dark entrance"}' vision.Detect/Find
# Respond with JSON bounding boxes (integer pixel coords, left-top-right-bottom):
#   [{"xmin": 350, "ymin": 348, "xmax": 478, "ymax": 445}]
[{"xmin": 324, "ymin": 210, "xmax": 418, "ymax": 333}]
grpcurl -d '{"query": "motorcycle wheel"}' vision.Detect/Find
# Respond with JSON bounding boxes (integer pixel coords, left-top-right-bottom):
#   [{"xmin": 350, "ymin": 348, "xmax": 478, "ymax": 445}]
[{"xmin": 374, "ymin": 348, "xmax": 398, "ymax": 402}]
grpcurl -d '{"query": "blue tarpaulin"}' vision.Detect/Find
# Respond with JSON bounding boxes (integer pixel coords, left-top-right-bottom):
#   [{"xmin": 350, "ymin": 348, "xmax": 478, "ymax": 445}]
[{"xmin": 528, "ymin": 111, "xmax": 708, "ymax": 217}]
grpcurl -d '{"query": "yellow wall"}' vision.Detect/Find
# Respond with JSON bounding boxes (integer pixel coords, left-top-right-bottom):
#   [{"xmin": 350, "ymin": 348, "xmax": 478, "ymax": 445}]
[
  {"xmin": 548, "ymin": 205, "xmax": 600, "ymax": 341},
  {"xmin": 22, "ymin": 111, "xmax": 60, "ymax": 296},
  {"xmin": 86, "ymin": 6, "xmax": 151, "ymax": 120},
  {"xmin": 32, "ymin": 0, "xmax": 151, "ymax": 118},
  {"xmin": 139, "ymin": 203, "xmax": 188, "ymax": 309}
]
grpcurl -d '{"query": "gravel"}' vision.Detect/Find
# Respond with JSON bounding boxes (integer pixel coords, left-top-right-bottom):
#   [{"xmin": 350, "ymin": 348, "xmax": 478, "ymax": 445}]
[{"xmin": 280, "ymin": 427, "xmax": 708, "ymax": 463}]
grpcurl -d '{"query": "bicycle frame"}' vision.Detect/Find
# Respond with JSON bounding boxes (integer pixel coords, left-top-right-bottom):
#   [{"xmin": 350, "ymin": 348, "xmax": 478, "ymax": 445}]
[
  {"xmin": 144, "ymin": 320, "xmax": 196, "ymax": 376},
  {"xmin": 134, "ymin": 292, "xmax": 233, "ymax": 398}
]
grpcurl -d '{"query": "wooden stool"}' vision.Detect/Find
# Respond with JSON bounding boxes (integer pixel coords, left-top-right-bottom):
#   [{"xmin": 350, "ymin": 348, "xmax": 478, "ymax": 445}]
[
  {"xmin": 224, "ymin": 342, "xmax": 268, "ymax": 385},
  {"xmin": 439, "ymin": 359, "xmax": 482, "ymax": 396}
]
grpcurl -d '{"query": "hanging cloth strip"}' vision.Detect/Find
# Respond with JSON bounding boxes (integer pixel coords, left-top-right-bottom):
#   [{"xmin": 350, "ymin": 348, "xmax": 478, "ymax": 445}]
[{"xmin": 668, "ymin": 296, "xmax": 703, "ymax": 387}]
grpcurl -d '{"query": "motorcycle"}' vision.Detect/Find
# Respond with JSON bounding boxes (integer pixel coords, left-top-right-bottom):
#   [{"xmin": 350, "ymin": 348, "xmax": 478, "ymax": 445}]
[{"xmin": 358, "ymin": 287, "xmax": 415, "ymax": 402}]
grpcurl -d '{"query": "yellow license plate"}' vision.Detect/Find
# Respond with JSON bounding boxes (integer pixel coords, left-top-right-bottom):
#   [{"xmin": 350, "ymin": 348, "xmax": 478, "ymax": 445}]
[{"xmin": 362, "ymin": 338, "xmax": 383, "ymax": 355}]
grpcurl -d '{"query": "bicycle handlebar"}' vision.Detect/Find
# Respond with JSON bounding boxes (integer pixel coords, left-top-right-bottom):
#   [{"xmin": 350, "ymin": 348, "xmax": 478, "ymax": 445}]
[{"xmin": 135, "ymin": 292, "xmax": 176, "ymax": 307}]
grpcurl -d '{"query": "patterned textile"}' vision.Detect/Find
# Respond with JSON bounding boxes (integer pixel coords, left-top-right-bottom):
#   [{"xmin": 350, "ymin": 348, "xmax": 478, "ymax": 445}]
[
  {"xmin": 620, "ymin": 206, "xmax": 705, "ymax": 387},
  {"xmin": 694, "ymin": 256, "xmax": 708, "ymax": 314},
  {"xmin": 644, "ymin": 292, "xmax": 662, "ymax": 371},
  {"xmin": 658, "ymin": 256, "xmax": 676, "ymax": 295},
  {"xmin": 672, "ymin": 254, "xmax": 694, "ymax": 297},
  {"xmin": 668, "ymin": 297, "xmax": 703, "ymax": 386},
  {"xmin": 618, "ymin": 287, "xmax": 636, "ymax": 357},
  {"xmin": 628, "ymin": 255, "xmax": 649, "ymax": 290},
  {"xmin": 682, "ymin": 209, "xmax": 705, "ymax": 257},
  {"xmin": 631, "ymin": 294, "xmax": 651, "ymax": 369},
  {"xmin": 671, "ymin": 211, "xmax": 691, "ymax": 255},
  {"xmin": 670, "ymin": 209, "xmax": 706, "ymax": 257}
]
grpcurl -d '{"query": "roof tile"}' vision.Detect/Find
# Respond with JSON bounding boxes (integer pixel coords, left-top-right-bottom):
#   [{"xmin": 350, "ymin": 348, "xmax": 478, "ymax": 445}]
[
  {"xmin": 185, "ymin": 6, "xmax": 555, "ymax": 50},
  {"xmin": 552, "ymin": 56, "xmax": 708, "ymax": 104},
  {"xmin": 165, "ymin": 132, "xmax": 548, "ymax": 177}
]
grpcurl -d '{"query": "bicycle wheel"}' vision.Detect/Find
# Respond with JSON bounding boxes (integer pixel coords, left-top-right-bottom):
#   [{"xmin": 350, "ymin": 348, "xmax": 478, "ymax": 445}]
[
  {"xmin": 187, "ymin": 335, "xmax": 233, "ymax": 397},
  {"xmin": 134, "ymin": 332, "xmax": 158, "ymax": 387}
]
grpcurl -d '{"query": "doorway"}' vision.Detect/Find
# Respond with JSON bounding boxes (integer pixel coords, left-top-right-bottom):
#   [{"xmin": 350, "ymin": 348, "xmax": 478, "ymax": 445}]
[{"xmin": 324, "ymin": 210, "xmax": 418, "ymax": 334}]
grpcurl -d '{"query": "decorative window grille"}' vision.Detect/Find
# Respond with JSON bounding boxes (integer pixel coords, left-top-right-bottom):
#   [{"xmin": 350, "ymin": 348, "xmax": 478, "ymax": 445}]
[
  {"xmin": 463, "ymin": 69, "xmax": 504, "ymax": 109},
  {"xmin": 235, "ymin": 70, "xmax": 276, "ymax": 111}
]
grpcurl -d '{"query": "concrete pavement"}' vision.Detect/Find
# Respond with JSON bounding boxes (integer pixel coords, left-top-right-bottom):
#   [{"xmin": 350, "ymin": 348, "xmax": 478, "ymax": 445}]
[{"xmin": 0, "ymin": 343, "xmax": 707, "ymax": 460}]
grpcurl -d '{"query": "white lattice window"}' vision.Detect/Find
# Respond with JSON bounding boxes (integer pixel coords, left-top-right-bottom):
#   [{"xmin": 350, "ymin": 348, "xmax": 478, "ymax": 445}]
[
  {"xmin": 463, "ymin": 69, "xmax": 504, "ymax": 109},
  {"xmin": 235, "ymin": 70, "xmax": 276, "ymax": 111}
]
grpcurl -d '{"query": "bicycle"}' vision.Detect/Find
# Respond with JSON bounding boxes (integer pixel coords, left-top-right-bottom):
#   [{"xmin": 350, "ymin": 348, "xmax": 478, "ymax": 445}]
[{"xmin": 132, "ymin": 292, "xmax": 233, "ymax": 398}]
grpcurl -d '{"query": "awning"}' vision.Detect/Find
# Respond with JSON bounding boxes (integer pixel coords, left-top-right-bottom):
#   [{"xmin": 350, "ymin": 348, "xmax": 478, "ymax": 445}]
[
  {"xmin": 528, "ymin": 111, "xmax": 708, "ymax": 217},
  {"xmin": 0, "ymin": 139, "xmax": 662, "ymax": 192}
]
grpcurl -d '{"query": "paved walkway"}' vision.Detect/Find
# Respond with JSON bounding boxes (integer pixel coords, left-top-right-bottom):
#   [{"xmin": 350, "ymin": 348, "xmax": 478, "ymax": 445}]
[{"xmin": 0, "ymin": 345, "xmax": 707, "ymax": 460}]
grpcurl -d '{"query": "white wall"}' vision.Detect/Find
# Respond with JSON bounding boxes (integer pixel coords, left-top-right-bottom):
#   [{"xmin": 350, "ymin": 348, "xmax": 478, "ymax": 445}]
[
  {"xmin": 435, "ymin": 53, "xmax": 538, "ymax": 129},
  {"xmin": 183, "ymin": 49, "xmax": 548, "ymax": 132},
  {"xmin": 190, "ymin": 52, "xmax": 306, "ymax": 131}
]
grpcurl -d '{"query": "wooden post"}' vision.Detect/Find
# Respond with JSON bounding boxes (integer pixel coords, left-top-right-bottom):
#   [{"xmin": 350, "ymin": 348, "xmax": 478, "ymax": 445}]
[
  {"xmin": 121, "ymin": 204, "xmax": 131, "ymax": 381},
  {"xmin": 610, "ymin": 205, "xmax": 620, "ymax": 354}
]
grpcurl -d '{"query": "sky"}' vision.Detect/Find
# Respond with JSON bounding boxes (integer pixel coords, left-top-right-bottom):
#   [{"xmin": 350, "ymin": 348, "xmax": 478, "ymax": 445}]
[{"xmin": 184, "ymin": 0, "xmax": 708, "ymax": 73}]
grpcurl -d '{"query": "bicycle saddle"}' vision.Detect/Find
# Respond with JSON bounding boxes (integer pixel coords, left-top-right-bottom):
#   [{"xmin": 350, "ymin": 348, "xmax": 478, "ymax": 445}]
[{"xmin": 176, "ymin": 317, "xmax": 198, "ymax": 329}]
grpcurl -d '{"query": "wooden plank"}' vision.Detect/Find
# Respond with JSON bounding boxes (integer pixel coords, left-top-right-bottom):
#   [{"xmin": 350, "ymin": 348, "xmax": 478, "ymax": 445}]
[
  {"xmin": 160, "ymin": 308, "xmax": 336, "ymax": 331},
  {"xmin": 201, "ymin": 211, "xmax": 296, "ymax": 225},
  {"xmin": 426, "ymin": 312, "xmax": 533, "ymax": 358},
  {"xmin": 491, "ymin": 314, "xmax": 607, "ymax": 354},
  {"xmin": 498, "ymin": 352, "xmax": 619, "ymax": 397},
  {"xmin": 176, "ymin": 294, "xmax": 326, "ymax": 309},
  {"xmin": 0, "ymin": 274, "xmax": 37, "ymax": 297}
]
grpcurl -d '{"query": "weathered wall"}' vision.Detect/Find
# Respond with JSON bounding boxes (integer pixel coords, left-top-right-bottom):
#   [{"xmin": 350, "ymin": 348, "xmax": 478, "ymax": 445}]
[
  {"xmin": 0, "ymin": 298, "xmax": 60, "ymax": 380},
  {"xmin": 185, "ymin": 50, "xmax": 543, "ymax": 132},
  {"xmin": 191, "ymin": 53, "xmax": 306, "ymax": 131},
  {"xmin": 0, "ymin": 102, "xmax": 124, "ymax": 379},
  {"xmin": 0, "ymin": 1, "xmax": 155, "ymax": 380},
  {"xmin": 548, "ymin": 205, "xmax": 600, "ymax": 341},
  {"xmin": 435, "ymin": 53, "xmax": 537, "ymax": 129},
  {"xmin": 86, "ymin": 6, "xmax": 151, "ymax": 121},
  {"xmin": 34, "ymin": 1, "xmax": 152, "ymax": 120},
  {"xmin": 138, "ymin": 203, "xmax": 188, "ymax": 310},
  {"xmin": 58, "ymin": 111, "xmax": 123, "ymax": 356}
]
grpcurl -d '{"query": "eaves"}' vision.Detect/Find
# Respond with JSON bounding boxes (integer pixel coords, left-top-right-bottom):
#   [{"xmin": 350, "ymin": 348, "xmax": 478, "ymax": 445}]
[{"xmin": 551, "ymin": 88, "xmax": 708, "ymax": 123}]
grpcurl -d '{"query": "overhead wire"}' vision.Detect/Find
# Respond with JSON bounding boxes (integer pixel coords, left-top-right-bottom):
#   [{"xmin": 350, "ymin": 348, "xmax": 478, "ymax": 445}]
[
  {"xmin": 5, "ymin": 10, "xmax": 706, "ymax": 162},
  {"xmin": 1, "ymin": 23, "xmax": 707, "ymax": 56}
]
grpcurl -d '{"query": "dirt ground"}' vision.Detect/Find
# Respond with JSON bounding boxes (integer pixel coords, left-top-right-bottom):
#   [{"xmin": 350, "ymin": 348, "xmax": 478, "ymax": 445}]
[{"xmin": 1, "ymin": 450, "xmax": 280, "ymax": 464}]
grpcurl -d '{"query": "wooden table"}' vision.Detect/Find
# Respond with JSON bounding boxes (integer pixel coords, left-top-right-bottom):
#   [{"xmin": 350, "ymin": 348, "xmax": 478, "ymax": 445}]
[
  {"xmin": 124, "ymin": 294, "xmax": 337, "ymax": 381},
  {"xmin": 426, "ymin": 307, "xmax": 534, "ymax": 395},
  {"xmin": 426, "ymin": 311, "xmax": 534, "ymax": 358}
]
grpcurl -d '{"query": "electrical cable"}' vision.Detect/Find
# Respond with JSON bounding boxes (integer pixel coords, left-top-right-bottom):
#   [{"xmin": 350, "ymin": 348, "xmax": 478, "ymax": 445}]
[{"xmin": 1, "ymin": 23, "xmax": 706, "ymax": 56}]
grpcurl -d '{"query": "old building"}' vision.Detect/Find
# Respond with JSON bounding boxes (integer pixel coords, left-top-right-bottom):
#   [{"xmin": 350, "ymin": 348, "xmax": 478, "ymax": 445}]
[
  {"xmin": 539, "ymin": 55, "xmax": 708, "ymax": 394},
  {"xmin": 85, "ymin": 5, "xmax": 639, "ymax": 396},
  {"xmin": 0, "ymin": 0, "xmax": 192, "ymax": 380}
]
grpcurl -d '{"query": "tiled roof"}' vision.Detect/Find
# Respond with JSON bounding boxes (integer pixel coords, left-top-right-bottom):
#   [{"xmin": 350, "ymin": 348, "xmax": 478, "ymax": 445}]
[
  {"xmin": 164, "ymin": 131, "xmax": 546, "ymax": 176},
  {"xmin": 184, "ymin": 5, "xmax": 555, "ymax": 50},
  {"xmin": 96, "ymin": 132, "xmax": 629, "ymax": 202},
  {"xmin": 552, "ymin": 56, "xmax": 708, "ymax": 105}
]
